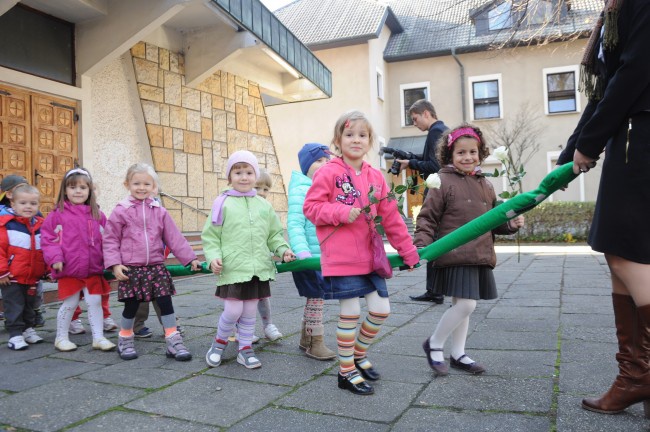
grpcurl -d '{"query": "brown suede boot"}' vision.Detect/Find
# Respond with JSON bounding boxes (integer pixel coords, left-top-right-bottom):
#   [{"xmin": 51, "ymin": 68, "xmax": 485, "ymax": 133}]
[
  {"xmin": 299, "ymin": 321, "xmax": 310, "ymax": 351},
  {"xmin": 306, "ymin": 326, "xmax": 336, "ymax": 360},
  {"xmin": 582, "ymin": 295, "xmax": 650, "ymax": 417}
]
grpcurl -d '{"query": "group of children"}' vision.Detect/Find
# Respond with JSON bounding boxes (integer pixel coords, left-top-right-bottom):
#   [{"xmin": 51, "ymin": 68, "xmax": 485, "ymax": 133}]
[{"xmin": 0, "ymin": 109, "xmax": 524, "ymax": 396}]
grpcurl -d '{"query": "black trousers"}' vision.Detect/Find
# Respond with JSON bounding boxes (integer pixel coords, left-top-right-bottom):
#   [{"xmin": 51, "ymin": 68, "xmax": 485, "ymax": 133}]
[{"xmin": 1, "ymin": 283, "xmax": 37, "ymax": 337}]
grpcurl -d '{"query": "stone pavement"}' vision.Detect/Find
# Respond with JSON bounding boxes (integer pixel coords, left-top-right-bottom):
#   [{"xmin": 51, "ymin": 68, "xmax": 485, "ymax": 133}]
[{"xmin": 1, "ymin": 245, "xmax": 648, "ymax": 431}]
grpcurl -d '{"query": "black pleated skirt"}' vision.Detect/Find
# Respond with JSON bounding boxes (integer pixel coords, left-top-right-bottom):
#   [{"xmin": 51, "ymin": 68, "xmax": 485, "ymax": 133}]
[{"xmin": 431, "ymin": 266, "xmax": 497, "ymax": 300}]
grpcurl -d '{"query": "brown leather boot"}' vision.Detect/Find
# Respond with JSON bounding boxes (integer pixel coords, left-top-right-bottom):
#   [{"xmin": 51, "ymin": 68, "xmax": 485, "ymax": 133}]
[
  {"xmin": 306, "ymin": 326, "xmax": 336, "ymax": 360},
  {"xmin": 299, "ymin": 321, "xmax": 310, "ymax": 351},
  {"xmin": 582, "ymin": 295, "xmax": 650, "ymax": 417}
]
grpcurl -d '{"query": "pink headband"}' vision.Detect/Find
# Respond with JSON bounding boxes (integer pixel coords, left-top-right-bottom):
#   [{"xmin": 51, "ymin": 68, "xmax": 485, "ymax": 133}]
[{"xmin": 447, "ymin": 127, "xmax": 481, "ymax": 148}]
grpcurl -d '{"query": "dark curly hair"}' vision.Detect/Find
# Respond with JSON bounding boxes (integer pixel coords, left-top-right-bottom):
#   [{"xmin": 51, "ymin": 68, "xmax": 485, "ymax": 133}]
[{"xmin": 436, "ymin": 123, "xmax": 490, "ymax": 166}]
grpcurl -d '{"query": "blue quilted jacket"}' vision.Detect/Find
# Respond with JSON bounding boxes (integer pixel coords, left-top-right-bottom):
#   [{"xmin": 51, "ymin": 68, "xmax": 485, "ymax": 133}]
[{"xmin": 287, "ymin": 171, "xmax": 321, "ymax": 259}]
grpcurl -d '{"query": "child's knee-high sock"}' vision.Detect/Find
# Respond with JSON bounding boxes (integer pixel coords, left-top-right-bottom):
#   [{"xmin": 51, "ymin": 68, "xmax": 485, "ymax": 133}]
[
  {"xmin": 216, "ymin": 299, "xmax": 244, "ymax": 342},
  {"xmin": 304, "ymin": 298, "xmax": 324, "ymax": 335},
  {"xmin": 429, "ymin": 297, "xmax": 476, "ymax": 362},
  {"xmin": 119, "ymin": 298, "xmax": 139, "ymax": 337},
  {"xmin": 336, "ymin": 314, "xmax": 360, "ymax": 375},
  {"xmin": 258, "ymin": 297, "xmax": 272, "ymax": 327},
  {"xmin": 84, "ymin": 289, "xmax": 104, "ymax": 340},
  {"xmin": 237, "ymin": 300, "xmax": 258, "ymax": 349},
  {"xmin": 156, "ymin": 295, "xmax": 177, "ymax": 337},
  {"xmin": 354, "ymin": 311, "xmax": 389, "ymax": 359},
  {"xmin": 56, "ymin": 294, "xmax": 80, "ymax": 341}
]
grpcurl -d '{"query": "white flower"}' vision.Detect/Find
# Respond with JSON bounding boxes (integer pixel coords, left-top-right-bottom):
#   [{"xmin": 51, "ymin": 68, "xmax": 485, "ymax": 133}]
[
  {"xmin": 425, "ymin": 173, "xmax": 441, "ymax": 189},
  {"xmin": 493, "ymin": 146, "xmax": 509, "ymax": 162}
]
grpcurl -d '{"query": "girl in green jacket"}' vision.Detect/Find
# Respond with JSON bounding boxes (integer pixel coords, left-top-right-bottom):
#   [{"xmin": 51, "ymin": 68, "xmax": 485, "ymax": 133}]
[{"xmin": 202, "ymin": 151, "xmax": 295, "ymax": 369}]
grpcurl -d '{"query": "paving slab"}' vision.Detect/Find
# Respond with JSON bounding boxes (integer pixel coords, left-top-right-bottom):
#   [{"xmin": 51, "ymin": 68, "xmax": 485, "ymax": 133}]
[
  {"xmin": 67, "ymin": 410, "xmax": 217, "ymax": 432},
  {"xmin": 0, "ymin": 379, "xmax": 143, "ymax": 432},
  {"xmin": 0, "ymin": 357, "xmax": 104, "ymax": 391},
  {"xmin": 418, "ymin": 375, "xmax": 553, "ymax": 413},
  {"xmin": 277, "ymin": 375, "xmax": 423, "ymax": 423},
  {"xmin": 124, "ymin": 375, "xmax": 289, "ymax": 427},
  {"xmin": 228, "ymin": 407, "xmax": 390, "ymax": 432},
  {"xmin": 392, "ymin": 409, "xmax": 550, "ymax": 432}
]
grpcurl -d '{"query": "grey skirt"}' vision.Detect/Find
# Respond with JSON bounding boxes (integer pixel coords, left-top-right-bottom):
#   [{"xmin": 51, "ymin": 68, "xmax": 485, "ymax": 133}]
[
  {"xmin": 216, "ymin": 277, "xmax": 271, "ymax": 300},
  {"xmin": 431, "ymin": 266, "xmax": 497, "ymax": 300}
]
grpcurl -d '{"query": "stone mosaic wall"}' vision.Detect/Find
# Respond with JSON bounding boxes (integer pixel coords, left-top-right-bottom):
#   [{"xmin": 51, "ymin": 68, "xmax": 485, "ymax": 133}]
[{"xmin": 130, "ymin": 42, "xmax": 288, "ymax": 232}]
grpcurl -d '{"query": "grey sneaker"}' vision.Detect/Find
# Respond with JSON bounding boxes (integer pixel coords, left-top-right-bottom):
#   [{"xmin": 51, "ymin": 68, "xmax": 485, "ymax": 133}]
[
  {"xmin": 205, "ymin": 339, "xmax": 228, "ymax": 367},
  {"xmin": 117, "ymin": 335, "xmax": 138, "ymax": 360},
  {"xmin": 237, "ymin": 347, "xmax": 261, "ymax": 369},
  {"xmin": 165, "ymin": 331, "xmax": 192, "ymax": 361}
]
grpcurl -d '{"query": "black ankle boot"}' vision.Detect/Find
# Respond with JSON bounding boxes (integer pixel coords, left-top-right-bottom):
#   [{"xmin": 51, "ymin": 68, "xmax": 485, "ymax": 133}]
[
  {"xmin": 354, "ymin": 358, "xmax": 380, "ymax": 381},
  {"xmin": 338, "ymin": 371, "xmax": 374, "ymax": 395}
]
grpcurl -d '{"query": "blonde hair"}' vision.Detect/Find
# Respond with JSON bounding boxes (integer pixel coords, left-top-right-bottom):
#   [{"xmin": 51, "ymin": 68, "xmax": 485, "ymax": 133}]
[
  {"xmin": 125, "ymin": 163, "xmax": 160, "ymax": 188},
  {"xmin": 255, "ymin": 169, "xmax": 272, "ymax": 188},
  {"xmin": 331, "ymin": 110, "xmax": 375, "ymax": 155},
  {"xmin": 11, "ymin": 184, "xmax": 39, "ymax": 199},
  {"xmin": 56, "ymin": 168, "xmax": 101, "ymax": 220}
]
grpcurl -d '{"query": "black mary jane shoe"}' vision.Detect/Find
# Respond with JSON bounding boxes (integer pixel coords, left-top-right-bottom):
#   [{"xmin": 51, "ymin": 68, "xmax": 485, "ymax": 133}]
[
  {"xmin": 450, "ymin": 354, "xmax": 486, "ymax": 374},
  {"xmin": 354, "ymin": 358, "xmax": 381, "ymax": 381},
  {"xmin": 422, "ymin": 338, "xmax": 448, "ymax": 376},
  {"xmin": 338, "ymin": 371, "xmax": 375, "ymax": 395}
]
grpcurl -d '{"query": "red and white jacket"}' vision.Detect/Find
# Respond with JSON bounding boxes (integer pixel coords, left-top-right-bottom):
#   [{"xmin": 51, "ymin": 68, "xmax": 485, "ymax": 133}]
[{"xmin": 0, "ymin": 214, "xmax": 47, "ymax": 284}]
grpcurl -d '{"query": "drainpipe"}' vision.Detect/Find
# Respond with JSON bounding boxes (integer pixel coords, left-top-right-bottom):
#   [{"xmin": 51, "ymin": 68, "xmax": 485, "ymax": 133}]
[{"xmin": 451, "ymin": 47, "xmax": 467, "ymax": 122}]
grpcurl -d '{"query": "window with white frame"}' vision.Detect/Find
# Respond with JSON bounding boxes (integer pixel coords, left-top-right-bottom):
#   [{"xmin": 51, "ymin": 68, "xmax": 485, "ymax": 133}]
[
  {"xmin": 543, "ymin": 66, "xmax": 580, "ymax": 114},
  {"xmin": 488, "ymin": 1, "xmax": 512, "ymax": 30},
  {"xmin": 400, "ymin": 82, "xmax": 430, "ymax": 127},
  {"xmin": 376, "ymin": 69, "xmax": 384, "ymax": 101},
  {"xmin": 469, "ymin": 74, "xmax": 502, "ymax": 120}
]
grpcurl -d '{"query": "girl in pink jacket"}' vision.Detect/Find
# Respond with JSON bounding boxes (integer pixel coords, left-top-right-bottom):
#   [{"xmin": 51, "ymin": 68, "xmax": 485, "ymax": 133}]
[
  {"xmin": 42, "ymin": 168, "xmax": 116, "ymax": 353},
  {"xmin": 103, "ymin": 163, "xmax": 200, "ymax": 362},
  {"xmin": 304, "ymin": 110, "xmax": 420, "ymax": 396}
]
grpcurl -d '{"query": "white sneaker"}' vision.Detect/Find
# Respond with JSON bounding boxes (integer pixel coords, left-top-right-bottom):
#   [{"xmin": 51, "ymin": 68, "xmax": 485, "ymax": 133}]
[
  {"xmin": 264, "ymin": 324, "xmax": 283, "ymax": 341},
  {"xmin": 103, "ymin": 317, "xmax": 118, "ymax": 332},
  {"xmin": 55, "ymin": 338, "xmax": 77, "ymax": 352},
  {"xmin": 22, "ymin": 327, "xmax": 44, "ymax": 344},
  {"xmin": 92, "ymin": 337, "xmax": 116, "ymax": 351},
  {"xmin": 69, "ymin": 319, "xmax": 86, "ymax": 335},
  {"xmin": 8, "ymin": 335, "xmax": 28, "ymax": 350}
]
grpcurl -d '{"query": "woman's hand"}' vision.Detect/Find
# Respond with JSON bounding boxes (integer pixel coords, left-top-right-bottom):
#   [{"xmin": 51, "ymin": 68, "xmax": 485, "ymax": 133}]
[
  {"xmin": 573, "ymin": 150, "xmax": 598, "ymax": 175},
  {"xmin": 348, "ymin": 208, "xmax": 362, "ymax": 223},
  {"xmin": 112, "ymin": 264, "xmax": 130, "ymax": 281},
  {"xmin": 210, "ymin": 258, "xmax": 223, "ymax": 275}
]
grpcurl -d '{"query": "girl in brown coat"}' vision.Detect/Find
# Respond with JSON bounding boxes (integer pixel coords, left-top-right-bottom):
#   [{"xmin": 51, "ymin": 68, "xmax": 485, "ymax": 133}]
[{"xmin": 414, "ymin": 124, "xmax": 524, "ymax": 376}]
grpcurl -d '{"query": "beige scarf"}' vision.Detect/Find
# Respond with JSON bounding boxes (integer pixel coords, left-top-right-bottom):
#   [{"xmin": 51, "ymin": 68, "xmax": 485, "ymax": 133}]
[{"xmin": 580, "ymin": 0, "xmax": 624, "ymax": 100}]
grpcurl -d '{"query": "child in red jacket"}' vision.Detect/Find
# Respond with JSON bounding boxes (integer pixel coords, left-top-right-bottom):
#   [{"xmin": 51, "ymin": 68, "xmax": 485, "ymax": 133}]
[{"xmin": 0, "ymin": 184, "xmax": 47, "ymax": 350}]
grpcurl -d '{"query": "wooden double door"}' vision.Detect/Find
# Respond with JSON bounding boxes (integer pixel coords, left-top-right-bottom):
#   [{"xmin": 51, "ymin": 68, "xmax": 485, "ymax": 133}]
[{"xmin": 0, "ymin": 83, "xmax": 78, "ymax": 215}]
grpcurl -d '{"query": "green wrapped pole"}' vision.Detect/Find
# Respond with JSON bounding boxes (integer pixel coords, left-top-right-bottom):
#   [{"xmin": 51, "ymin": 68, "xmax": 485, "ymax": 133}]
[
  {"xmin": 275, "ymin": 162, "xmax": 578, "ymax": 272},
  {"xmin": 103, "ymin": 163, "xmax": 577, "ymax": 279}
]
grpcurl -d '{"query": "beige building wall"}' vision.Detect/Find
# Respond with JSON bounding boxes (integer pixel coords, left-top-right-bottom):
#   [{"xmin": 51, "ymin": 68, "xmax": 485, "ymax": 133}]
[
  {"xmin": 270, "ymin": 35, "xmax": 598, "ymax": 202},
  {"xmin": 267, "ymin": 43, "xmax": 377, "ymax": 189}
]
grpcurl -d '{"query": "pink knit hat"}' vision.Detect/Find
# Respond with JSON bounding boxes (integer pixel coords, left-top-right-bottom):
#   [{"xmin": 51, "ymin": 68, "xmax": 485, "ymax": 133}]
[{"xmin": 226, "ymin": 150, "xmax": 260, "ymax": 180}]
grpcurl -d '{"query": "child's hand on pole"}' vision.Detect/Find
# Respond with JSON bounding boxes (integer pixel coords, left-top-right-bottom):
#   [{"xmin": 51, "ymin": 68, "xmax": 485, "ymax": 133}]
[
  {"xmin": 189, "ymin": 260, "xmax": 201, "ymax": 271},
  {"xmin": 112, "ymin": 264, "xmax": 130, "ymax": 281},
  {"xmin": 283, "ymin": 249, "xmax": 297, "ymax": 263},
  {"xmin": 210, "ymin": 258, "xmax": 223, "ymax": 275}
]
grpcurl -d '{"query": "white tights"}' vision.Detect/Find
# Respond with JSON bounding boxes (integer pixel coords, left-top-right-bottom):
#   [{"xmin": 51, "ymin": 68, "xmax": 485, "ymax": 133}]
[
  {"xmin": 339, "ymin": 291, "xmax": 390, "ymax": 316},
  {"xmin": 56, "ymin": 288, "xmax": 103, "ymax": 341},
  {"xmin": 428, "ymin": 297, "xmax": 476, "ymax": 363}
]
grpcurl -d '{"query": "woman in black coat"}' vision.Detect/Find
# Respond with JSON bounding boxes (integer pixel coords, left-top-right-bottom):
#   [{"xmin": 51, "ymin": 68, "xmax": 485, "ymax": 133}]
[{"xmin": 557, "ymin": 0, "xmax": 650, "ymax": 417}]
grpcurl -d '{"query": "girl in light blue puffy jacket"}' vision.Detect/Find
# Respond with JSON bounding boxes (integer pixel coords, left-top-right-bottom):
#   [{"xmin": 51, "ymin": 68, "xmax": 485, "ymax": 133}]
[{"xmin": 287, "ymin": 143, "xmax": 336, "ymax": 361}]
